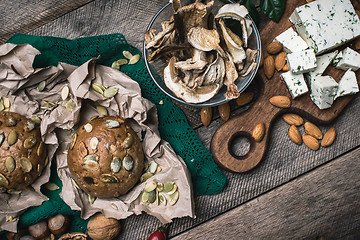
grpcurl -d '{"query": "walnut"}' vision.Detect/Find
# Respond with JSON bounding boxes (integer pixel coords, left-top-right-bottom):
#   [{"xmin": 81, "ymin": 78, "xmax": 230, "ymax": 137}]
[{"xmin": 87, "ymin": 213, "xmax": 121, "ymax": 240}]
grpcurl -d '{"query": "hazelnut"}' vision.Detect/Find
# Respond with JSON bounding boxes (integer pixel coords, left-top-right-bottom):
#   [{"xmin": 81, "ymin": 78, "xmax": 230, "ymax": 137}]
[
  {"xmin": 87, "ymin": 213, "xmax": 121, "ymax": 240},
  {"xmin": 28, "ymin": 220, "xmax": 50, "ymax": 239},
  {"xmin": 48, "ymin": 214, "xmax": 70, "ymax": 235}
]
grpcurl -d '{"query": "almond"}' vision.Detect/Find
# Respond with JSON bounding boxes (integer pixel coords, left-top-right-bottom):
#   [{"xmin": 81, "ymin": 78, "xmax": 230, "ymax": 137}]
[
  {"xmin": 252, "ymin": 122, "xmax": 265, "ymax": 142},
  {"xmin": 275, "ymin": 52, "xmax": 287, "ymax": 71},
  {"xmin": 264, "ymin": 56, "xmax": 275, "ymax": 79},
  {"xmin": 282, "ymin": 63, "xmax": 290, "ymax": 71},
  {"xmin": 218, "ymin": 102, "xmax": 230, "ymax": 121},
  {"xmin": 259, "ymin": 53, "xmax": 264, "ymax": 68},
  {"xmin": 266, "ymin": 42, "xmax": 283, "ymax": 55},
  {"xmin": 321, "ymin": 127, "xmax": 336, "ymax": 147},
  {"xmin": 269, "ymin": 96, "xmax": 291, "ymax": 108},
  {"xmin": 354, "ymin": 37, "xmax": 360, "ymax": 51},
  {"xmin": 200, "ymin": 107, "xmax": 212, "ymax": 127},
  {"xmin": 288, "ymin": 125, "xmax": 302, "ymax": 145},
  {"xmin": 303, "ymin": 135, "xmax": 320, "ymax": 150},
  {"xmin": 282, "ymin": 113, "xmax": 304, "ymax": 126},
  {"xmin": 304, "ymin": 122, "xmax": 322, "ymax": 139},
  {"xmin": 236, "ymin": 92, "xmax": 254, "ymax": 106}
]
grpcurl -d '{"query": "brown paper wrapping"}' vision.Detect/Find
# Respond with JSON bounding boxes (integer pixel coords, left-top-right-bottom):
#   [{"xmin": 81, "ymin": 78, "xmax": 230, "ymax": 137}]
[{"xmin": 0, "ymin": 43, "xmax": 194, "ymax": 232}]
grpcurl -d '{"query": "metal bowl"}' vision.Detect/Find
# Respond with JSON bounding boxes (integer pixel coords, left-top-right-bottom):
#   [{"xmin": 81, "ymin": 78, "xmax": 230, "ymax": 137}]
[{"xmin": 143, "ymin": 0, "xmax": 262, "ymax": 107}]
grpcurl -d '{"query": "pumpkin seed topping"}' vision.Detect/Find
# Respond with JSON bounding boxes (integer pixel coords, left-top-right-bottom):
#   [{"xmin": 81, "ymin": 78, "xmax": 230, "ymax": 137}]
[
  {"xmin": 83, "ymin": 154, "xmax": 98, "ymax": 162},
  {"xmin": 31, "ymin": 115, "xmax": 41, "ymax": 125},
  {"xmin": 140, "ymin": 172, "xmax": 153, "ymax": 183},
  {"xmin": 5, "ymin": 117, "xmax": 17, "ymax": 127},
  {"xmin": 70, "ymin": 134, "xmax": 77, "ymax": 150},
  {"xmin": 123, "ymin": 134, "xmax": 134, "ymax": 149},
  {"xmin": 61, "ymin": 86, "xmax": 70, "ymax": 101},
  {"xmin": 90, "ymin": 137, "xmax": 99, "ymax": 150},
  {"xmin": 144, "ymin": 180, "xmax": 157, "ymax": 192},
  {"xmin": 123, "ymin": 155, "xmax": 134, "ymax": 171},
  {"xmin": 7, "ymin": 189, "xmax": 21, "ymax": 194},
  {"xmin": 100, "ymin": 174, "xmax": 119, "ymax": 183},
  {"xmin": 96, "ymin": 105, "xmax": 108, "ymax": 116},
  {"xmin": 37, "ymin": 142, "xmax": 45, "ymax": 156},
  {"xmin": 105, "ymin": 119, "xmax": 120, "ymax": 129},
  {"xmin": 24, "ymin": 136, "xmax": 37, "ymax": 149},
  {"xmin": 0, "ymin": 133, "xmax": 4, "ymax": 146},
  {"xmin": 103, "ymin": 87, "xmax": 119, "ymax": 98},
  {"xmin": 7, "ymin": 130, "xmax": 18, "ymax": 146},
  {"xmin": 78, "ymin": 142, "xmax": 88, "ymax": 157},
  {"xmin": 111, "ymin": 157, "xmax": 121, "ymax": 173},
  {"xmin": 44, "ymin": 156, "xmax": 49, "ymax": 166},
  {"xmin": 0, "ymin": 102, "xmax": 4, "ymax": 112},
  {"xmin": 84, "ymin": 123, "xmax": 93, "ymax": 133},
  {"xmin": 24, "ymin": 120, "xmax": 35, "ymax": 132},
  {"xmin": 24, "ymin": 174, "xmax": 32, "ymax": 185},
  {"xmin": 20, "ymin": 158, "xmax": 32, "ymax": 173},
  {"xmin": 5, "ymin": 156, "xmax": 15, "ymax": 173},
  {"xmin": 0, "ymin": 173, "xmax": 9, "ymax": 186}
]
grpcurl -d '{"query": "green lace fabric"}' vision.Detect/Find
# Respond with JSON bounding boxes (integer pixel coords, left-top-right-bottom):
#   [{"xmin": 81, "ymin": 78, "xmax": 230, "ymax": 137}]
[{"xmin": 1, "ymin": 33, "xmax": 227, "ymax": 235}]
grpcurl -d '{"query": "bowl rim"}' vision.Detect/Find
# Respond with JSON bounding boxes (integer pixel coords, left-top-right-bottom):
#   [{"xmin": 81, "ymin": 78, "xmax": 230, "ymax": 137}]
[{"xmin": 143, "ymin": 1, "xmax": 262, "ymax": 107}]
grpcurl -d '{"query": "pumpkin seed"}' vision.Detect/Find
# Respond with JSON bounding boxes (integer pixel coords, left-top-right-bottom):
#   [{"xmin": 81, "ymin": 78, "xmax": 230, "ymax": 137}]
[
  {"xmin": 91, "ymin": 83, "xmax": 104, "ymax": 95},
  {"xmin": 3, "ymin": 97, "xmax": 10, "ymax": 109},
  {"xmin": 0, "ymin": 173, "xmax": 9, "ymax": 186},
  {"xmin": 37, "ymin": 81, "xmax": 46, "ymax": 92},
  {"xmin": 144, "ymin": 161, "xmax": 149, "ymax": 172},
  {"xmin": 123, "ymin": 134, "xmax": 134, "ymax": 149},
  {"xmin": 163, "ymin": 181, "xmax": 174, "ymax": 193},
  {"xmin": 89, "ymin": 115, "xmax": 99, "ymax": 121},
  {"xmin": 96, "ymin": 105, "xmax": 108, "ymax": 116},
  {"xmin": 20, "ymin": 158, "xmax": 32, "ymax": 173},
  {"xmin": 100, "ymin": 174, "xmax": 119, "ymax": 183},
  {"xmin": 0, "ymin": 133, "xmax": 4, "ymax": 146},
  {"xmin": 31, "ymin": 115, "xmax": 41, "ymax": 125},
  {"xmin": 167, "ymin": 184, "xmax": 178, "ymax": 195},
  {"xmin": 24, "ymin": 174, "xmax": 32, "ymax": 185},
  {"xmin": 5, "ymin": 117, "xmax": 17, "ymax": 127},
  {"xmin": 72, "ymin": 179, "xmax": 80, "ymax": 190},
  {"xmin": 116, "ymin": 59, "xmax": 128, "ymax": 66},
  {"xmin": 5, "ymin": 156, "xmax": 15, "ymax": 173},
  {"xmin": 109, "ymin": 144, "xmax": 117, "ymax": 152},
  {"xmin": 84, "ymin": 159, "xmax": 99, "ymax": 171},
  {"xmin": 111, "ymin": 61, "xmax": 121, "ymax": 70},
  {"xmin": 103, "ymin": 87, "xmax": 119, "ymax": 98},
  {"xmin": 7, "ymin": 189, "xmax": 21, "ymax": 194},
  {"xmin": 90, "ymin": 137, "xmax": 99, "ymax": 150},
  {"xmin": 129, "ymin": 54, "xmax": 140, "ymax": 65},
  {"xmin": 61, "ymin": 86, "xmax": 70, "ymax": 101},
  {"xmin": 148, "ymin": 190, "xmax": 156, "ymax": 203},
  {"xmin": 157, "ymin": 182, "xmax": 164, "ymax": 192},
  {"xmin": 111, "ymin": 157, "xmax": 121, "ymax": 173},
  {"xmin": 0, "ymin": 102, "xmax": 4, "ymax": 112},
  {"xmin": 83, "ymin": 154, "xmax": 98, "ymax": 162},
  {"xmin": 24, "ymin": 120, "xmax": 35, "ymax": 132},
  {"xmin": 105, "ymin": 143, "xmax": 111, "ymax": 151},
  {"xmin": 159, "ymin": 192, "xmax": 167, "ymax": 205},
  {"xmin": 140, "ymin": 172, "xmax": 153, "ymax": 183},
  {"xmin": 70, "ymin": 134, "xmax": 77, "ymax": 150},
  {"xmin": 44, "ymin": 156, "xmax": 49, "ymax": 166},
  {"xmin": 111, "ymin": 203, "xmax": 118, "ymax": 210},
  {"xmin": 123, "ymin": 155, "xmax": 134, "ymax": 171},
  {"xmin": 123, "ymin": 50, "xmax": 133, "ymax": 60},
  {"xmin": 88, "ymin": 194, "xmax": 96, "ymax": 204},
  {"xmin": 142, "ymin": 191, "xmax": 150, "ymax": 202},
  {"xmin": 65, "ymin": 99, "xmax": 74, "ymax": 112},
  {"xmin": 148, "ymin": 161, "xmax": 158, "ymax": 174},
  {"xmin": 156, "ymin": 166, "xmax": 162, "ymax": 173},
  {"xmin": 154, "ymin": 190, "xmax": 159, "ymax": 205},
  {"xmin": 37, "ymin": 164, "xmax": 42, "ymax": 175},
  {"xmin": 144, "ymin": 180, "xmax": 157, "ymax": 192},
  {"xmin": 7, "ymin": 130, "xmax": 18, "ymax": 146},
  {"xmin": 105, "ymin": 119, "xmax": 120, "ymax": 129},
  {"xmin": 24, "ymin": 136, "xmax": 37, "ymax": 149},
  {"xmin": 169, "ymin": 191, "xmax": 179, "ymax": 205},
  {"xmin": 84, "ymin": 123, "xmax": 93, "ymax": 133},
  {"xmin": 93, "ymin": 82, "xmax": 105, "ymax": 91},
  {"xmin": 37, "ymin": 142, "xmax": 45, "ymax": 156},
  {"xmin": 45, "ymin": 182, "xmax": 59, "ymax": 191},
  {"xmin": 78, "ymin": 142, "xmax": 88, "ymax": 157}
]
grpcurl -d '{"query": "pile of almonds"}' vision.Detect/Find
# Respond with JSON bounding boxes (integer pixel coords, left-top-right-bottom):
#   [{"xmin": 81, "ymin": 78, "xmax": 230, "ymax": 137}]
[{"xmin": 262, "ymin": 41, "xmax": 288, "ymax": 80}]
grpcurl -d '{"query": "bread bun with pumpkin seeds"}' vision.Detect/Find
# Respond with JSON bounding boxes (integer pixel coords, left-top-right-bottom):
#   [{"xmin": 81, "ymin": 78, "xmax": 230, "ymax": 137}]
[
  {"xmin": 67, "ymin": 116, "xmax": 144, "ymax": 198},
  {"xmin": 0, "ymin": 112, "xmax": 48, "ymax": 191}
]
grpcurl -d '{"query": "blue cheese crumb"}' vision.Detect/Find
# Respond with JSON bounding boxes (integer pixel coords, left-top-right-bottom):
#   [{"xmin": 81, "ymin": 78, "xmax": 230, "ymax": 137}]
[
  {"xmin": 280, "ymin": 71, "xmax": 309, "ymax": 99},
  {"xmin": 334, "ymin": 69, "xmax": 359, "ymax": 100},
  {"xmin": 333, "ymin": 47, "xmax": 360, "ymax": 71},
  {"xmin": 287, "ymin": 49, "xmax": 317, "ymax": 74},
  {"xmin": 309, "ymin": 76, "xmax": 339, "ymax": 109}
]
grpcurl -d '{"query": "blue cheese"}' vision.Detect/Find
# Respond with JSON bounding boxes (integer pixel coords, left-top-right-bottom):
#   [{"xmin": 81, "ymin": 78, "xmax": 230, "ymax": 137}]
[
  {"xmin": 290, "ymin": 0, "xmax": 360, "ymax": 54},
  {"xmin": 280, "ymin": 71, "xmax": 309, "ymax": 99},
  {"xmin": 287, "ymin": 49, "xmax": 317, "ymax": 74},
  {"xmin": 310, "ymin": 76, "xmax": 339, "ymax": 109},
  {"xmin": 333, "ymin": 47, "xmax": 360, "ymax": 71},
  {"xmin": 334, "ymin": 69, "xmax": 359, "ymax": 100},
  {"xmin": 274, "ymin": 27, "xmax": 308, "ymax": 53}
]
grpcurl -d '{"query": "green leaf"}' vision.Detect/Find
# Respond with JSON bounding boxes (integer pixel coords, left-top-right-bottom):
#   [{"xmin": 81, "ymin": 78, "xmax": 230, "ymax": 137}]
[
  {"xmin": 260, "ymin": 0, "xmax": 286, "ymax": 23},
  {"xmin": 244, "ymin": 0, "xmax": 259, "ymax": 26}
]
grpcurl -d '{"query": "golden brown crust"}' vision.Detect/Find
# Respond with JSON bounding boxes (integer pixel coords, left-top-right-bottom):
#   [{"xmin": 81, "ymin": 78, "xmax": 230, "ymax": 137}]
[
  {"xmin": 67, "ymin": 116, "xmax": 144, "ymax": 198},
  {"xmin": 0, "ymin": 112, "xmax": 47, "ymax": 191}
]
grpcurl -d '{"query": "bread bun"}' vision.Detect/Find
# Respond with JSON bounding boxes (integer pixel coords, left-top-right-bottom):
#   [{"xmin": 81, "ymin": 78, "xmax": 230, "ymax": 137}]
[
  {"xmin": 67, "ymin": 116, "xmax": 144, "ymax": 198},
  {"xmin": 0, "ymin": 112, "xmax": 48, "ymax": 191}
]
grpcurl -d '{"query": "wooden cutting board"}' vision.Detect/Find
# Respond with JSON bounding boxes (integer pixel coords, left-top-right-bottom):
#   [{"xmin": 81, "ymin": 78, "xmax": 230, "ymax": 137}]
[{"xmin": 211, "ymin": 0, "xmax": 360, "ymax": 173}]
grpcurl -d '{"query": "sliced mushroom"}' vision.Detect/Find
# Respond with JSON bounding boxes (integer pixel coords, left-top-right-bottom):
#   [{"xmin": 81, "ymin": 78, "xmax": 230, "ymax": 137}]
[
  {"xmin": 238, "ymin": 48, "xmax": 259, "ymax": 78},
  {"xmin": 145, "ymin": 19, "xmax": 175, "ymax": 49},
  {"xmin": 174, "ymin": 49, "xmax": 208, "ymax": 71},
  {"xmin": 202, "ymin": 53, "xmax": 226, "ymax": 86}
]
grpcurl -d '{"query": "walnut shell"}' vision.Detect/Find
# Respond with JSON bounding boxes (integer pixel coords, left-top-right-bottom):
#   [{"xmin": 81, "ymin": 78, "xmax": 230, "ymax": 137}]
[{"xmin": 87, "ymin": 213, "xmax": 121, "ymax": 240}]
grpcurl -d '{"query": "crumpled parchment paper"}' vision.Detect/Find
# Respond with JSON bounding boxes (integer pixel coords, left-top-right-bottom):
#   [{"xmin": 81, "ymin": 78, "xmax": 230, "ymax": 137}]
[{"xmin": 0, "ymin": 43, "xmax": 194, "ymax": 232}]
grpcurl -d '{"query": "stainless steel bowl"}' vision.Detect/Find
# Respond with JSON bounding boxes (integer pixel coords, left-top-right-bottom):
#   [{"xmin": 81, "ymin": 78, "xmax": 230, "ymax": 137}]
[{"xmin": 143, "ymin": 0, "xmax": 262, "ymax": 107}]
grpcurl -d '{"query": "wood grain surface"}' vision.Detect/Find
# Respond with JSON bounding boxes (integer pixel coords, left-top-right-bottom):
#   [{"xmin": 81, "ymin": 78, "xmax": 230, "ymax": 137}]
[
  {"xmin": 211, "ymin": 0, "xmax": 360, "ymax": 173},
  {"xmin": 0, "ymin": 0, "xmax": 359, "ymax": 239}
]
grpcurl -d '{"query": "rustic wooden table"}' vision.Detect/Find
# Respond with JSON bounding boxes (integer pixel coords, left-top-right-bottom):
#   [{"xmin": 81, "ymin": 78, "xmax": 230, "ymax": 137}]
[{"xmin": 1, "ymin": 0, "xmax": 360, "ymax": 239}]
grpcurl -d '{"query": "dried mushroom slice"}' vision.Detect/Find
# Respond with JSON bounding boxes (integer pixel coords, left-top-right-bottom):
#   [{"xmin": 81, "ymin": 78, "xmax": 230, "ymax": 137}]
[
  {"xmin": 145, "ymin": 19, "xmax": 175, "ymax": 49},
  {"xmin": 174, "ymin": 50, "xmax": 208, "ymax": 72},
  {"xmin": 238, "ymin": 48, "xmax": 259, "ymax": 78},
  {"xmin": 202, "ymin": 53, "xmax": 226, "ymax": 86},
  {"xmin": 187, "ymin": 27, "xmax": 225, "ymax": 57}
]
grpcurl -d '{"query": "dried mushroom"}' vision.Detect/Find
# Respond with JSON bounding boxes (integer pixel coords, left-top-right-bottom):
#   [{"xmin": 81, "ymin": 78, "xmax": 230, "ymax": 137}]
[{"xmin": 145, "ymin": 1, "xmax": 258, "ymax": 103}]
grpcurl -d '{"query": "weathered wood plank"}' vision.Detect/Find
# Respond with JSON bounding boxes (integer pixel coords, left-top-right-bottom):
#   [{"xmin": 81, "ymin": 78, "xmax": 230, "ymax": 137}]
[
  {"xmin": 0, "ymin": 0, "xmax": 94, "ymax": 44},
  {"xmin": 171, "ymin": 147, "xmax": 360, "ymax": 239}
]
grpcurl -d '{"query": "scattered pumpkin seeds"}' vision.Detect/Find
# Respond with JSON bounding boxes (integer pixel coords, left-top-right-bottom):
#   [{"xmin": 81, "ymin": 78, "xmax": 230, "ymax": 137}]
[
  {"xmin": 0, "ymin": 133, "xmax": 4, "ymax": 146},
  {"xmin": 7, "ymin": 189, "xmax": 21, "ymax": 194},
  {"xmin": 61, "ymin": 86, "xmax": 70, "ymax": 101},
  {"xmin": 123, "ymin": 134, "xmax": 134, "ymax": 149},
  {"xmin": 163, "ymin": 181, "xmax": 174, "ymax": 193},
  {"xmin": 169, "ymin": 191, "xmax": 179, "ymax": 206},
  {"xmin": 24, "ymin": 136, "xmax": 37, "ymax": 149},
  {"xmin": 84, "ymin": 123, "xmax": 93, "ymax": 133},
  {"xmin": 111, "ymin": 61, "xmax": 121, "ymax": 70},
  {"xmin": 45, "ymin": 182, "xmax": 60, "ymax": 191},
  {"xmin": 37, "ymin": 81, "xmax": 46, "ymax": 92},
  {"xmin": 111, "ymin": 157, "xmax": 121, "ymax": 173},
  {"xmin": 90, "ymin": 137, "xmax": 99, "ymax": 150},
  {"xmin": 144, "ymin": 180, "xmax": 157, "ymax": 192},
  {"xmin": 142, "ymin": 191, "xmax": 150, "ymax": 202},
  {"xmin": 148, "ymin": 190, "xmax": 156, "ymax": 203},
  {"xmin": 31, "ymin": 115, "xmax": 41, "ymax": 125},
  {"xmin": 37, "ymin": 142, "xmax": 45, "ymax": 156},
  {"xmin": 88, "ymin": 194, "xmax": 96, "ymax": 204},
  {"xmin": 0, "ymin": 173, "xmax": 9, "ymax": 186},
  {"xmin": 140, "ymin": 172, "xmax": 153, "ymax": 183},
  {"xmin": 156, "ymin": 166, "xmax": 162, "ymax": 173},
  {"xmin": 159, "ymin": 192, "xmax": 167, "ymax": 205},
  {"xmin": 20, "ymin": 158, "xmax": 33, "ymax": 173},
  {"xmin": 65, "ymin": 99, "xmax": 74, "ymax": 112},
  {"xmin": 123, "ymin": 155, "xmax": 134, "ymax": 171},
  {"xmin": 123, "ymin": 50, "xmax": 133, "ymax": 60},
  {"xmin": 44, "ymin": 156, "xmax": 49, "ymax": 166},
  {"xmin": 7, "ymin": 130, "xmax": 18, "ymax": 145},
  {"xmin": 96, "ymin": 105, "xmax": 108, "ymax": 116},
  {"xmin": 91, "ymin": 83, "xmax": 104, "ymax": 95},
  {"xmin": 167, "ymin": 184, "xmax": 178, "ymax": 195},
  {"xmin": 157, "ymin": 182, "xmax": 164, "ymax": 192},
  {"xmin": 0, "ymin": 102, "xmax": 4, "ymax": 112},
  {"xmin": 24, "ymin": 120, "xmax": 35, "ymax": 132},
  {"xmin": 129, "ymin": 54, "xmax": 140, "ymax": 64},
  {"xmin": 3, "ymin": 97, "xmax": 10, "ymax": 109},
  {"xmin": 103, "ymin": 87, "xmax": 119, "ymax": 98},
  {"xmin": 100, "ymin": 174, "xmax": 119, "ymax": 183},
  {"xmin": 5, "ymin": 156, "xmax": 15, "ymax": 173},
  {"xmin": 148, "ymin": 161, "xmax": 158, "ymax": 174},
  {"xmin": 105, "ymin": 119, "xmax": 120, "ymax": 129},
  {"xmin": 111, "ymin": 203, "xmax": 118, "ymax": 210},
  {"xmin": 70, "ymin": 134, "xmax": 77, "ymax": 150}
]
